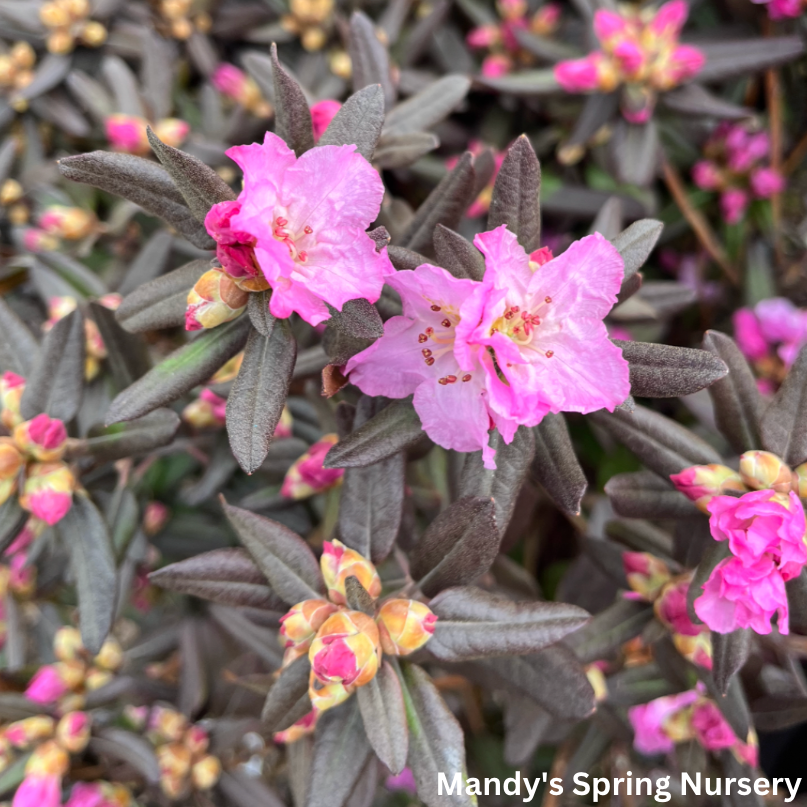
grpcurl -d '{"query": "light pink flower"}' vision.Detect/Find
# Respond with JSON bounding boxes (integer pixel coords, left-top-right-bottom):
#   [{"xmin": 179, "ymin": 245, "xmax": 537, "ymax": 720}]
[
  {"xmin": 692, "ymin": 160, "xmax": 721, "ymax": 190},
  {"xmin": 750, "ymin": 167, "xmax": 785, "ymax": 198},
  {"xmin": 347, "ymin": 228, "xmax": 629, "ymax": 468},
  {"xmin": 733, "ymin": 308, "xmax": 769, "ymax": 361},
  {"xmin": 707, "ymin": 490, "xmax": 807, "ymax": 580},
  {"xmin": 25, "ymin": 665, "xmax": 68, "ymax": 704},
  {"xmin": 554, "ymin": 55, "xmax": 600, "ymax": 92},
  {"xmin": 755, "ymin": 297, "xmax": 807, "ymax": 346},
  {"xmin": 310, "ymin": 100, "xmax": 342, "ymax": 141},
  {"xmin": 222, "ymin": 132, "xmax": 392, "ymax": 326},
  {"xmin": 12, "ymin": 776, "xmax": 61, "ymax": 807},
  {"xmin": 628, "ymin": 690, "xmax": 699, "ymax": 755},
  {"xmin": 691, "ymin": 700, "xmax": 737, "ymax": 751},
  {"xmin": 720, "ymin": 188, "xmax": 749, "ymax": 224},
  {"xmin": 695, "ymin": 555, "xmax": 789, "ymax": 634}
]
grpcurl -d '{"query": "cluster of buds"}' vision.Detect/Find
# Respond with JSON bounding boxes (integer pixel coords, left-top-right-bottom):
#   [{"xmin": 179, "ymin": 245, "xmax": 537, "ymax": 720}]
[
  {"xmin": 628, "ymin": 688, "xmax": 757, "ymax": 764},
  {"xmin": 275, "ymin": 541, "xmax": 436, "ymax": 741},
  {"xmin": 623, "ymin": 552, "xmax": 713, "ymax": 669},
  {"xmin": 0, "ymin": 518, "xmax": 44, "ymax": 648},
  {"xmin": 0, "ymin": 379, "xmax": 76, "ymax": 526},
  {"xmin": 446, "ymin": 142, "xmax": 506, "ymax": 217},
  {"xmin": 467, "ymin": 0, "xmax": 561, "ymax": 78},
  {"xmin": 25, "ymin": 627, "xmax": 123, "ymax": 711},
  {"xmin": 554, "ymin": 1, "xmax": 704, "ymax": 124},
  {"xmin": 280, "ymin": 0, "xmax": 335, "ymax": 51},
  {"xmin": 211, "ymin": 65, "xmax": 272, "ymax": 118},
  {"xmin": 63, "ymin": 781, "xmax": 134, "ymax": 807},
  {"xmin": 141, "ymin": 706, "xmax": 221, "ymax": 799},
  {"xmin": 39, "ymin": 0, "xmax": 106, "ymax": 54},
  {"xmin": 1, "ymin": 175, "xmax": 27, "ymax": 227},
  {"xmin": 0, "ymin": 41, "xmax": 36, "ymax": 112},
  {"xmin": 37, "ymin": 207, "xmax": 97, "ymax": 242},
  {"xmin": 693, "ymin": 122, "xmax": 785, "ymax": 224},
  {"xmin": 280, "ymin": 434, "xmax": 343, "ymax": 500},
  {"xmin": 671, "ymin": 451, "xmax": 807, "ymax": 635},
  {"xmin": 154, "ymin": 0, "xmax": 211, "ymax": 40},
  {"xmin": 3, "ymin": 711, "xmax": 92, "ymax": 807},
  {"xmin": 733, "ymin": 298, "xmax": 807, "ymax": 391},
  {"xmin": 105, "ymin": 115, "xmax": 189, "ymax": 156}
]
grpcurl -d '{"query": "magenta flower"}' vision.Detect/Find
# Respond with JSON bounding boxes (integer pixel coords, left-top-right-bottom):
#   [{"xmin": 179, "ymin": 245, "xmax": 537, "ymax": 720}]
[
  {"xmin": 732, "ymin": 308, "xmax": 769, "ymax": 361},
  {"xmin": 25, "ymin": 664, "xmax": 69, "ymax": 704},
  {"xmin": 751, "ymin": 0, "xmax": 803, "ymax": 20},
  {"xmin": 720, "ymin": 188, "xmax": 749, "ymax": 225},
  {"xmin": 691, "ymin": 701, "xmax": 738, "ymax": 751},
  {"xmin": 628, "ymin": 690, "xmax": 699, "ymax": 755},
  {"xmin": 655, "ymin": 580, "xmax": 703, "ymax": 636},
  {"xmin": 310, "ymin": 100, "xmax": 342, "ymax": 141},
  {"xmin": 214, "ymin": 133, "xmax": 392, "ymax": 326},
  {"xmin": 281, "ymin": 434, "xmax": 344, "ymax": 499},
  {"xmin": 12, "ymin": 776, "xmax": 61, "ymax": 807},
  {"xmin": 347, "ymin": 227, "xmax": 629, "ymax": 468},
  {"xmin": 751, "ymin": 167, "xmax": 786, "ymax": 198}
]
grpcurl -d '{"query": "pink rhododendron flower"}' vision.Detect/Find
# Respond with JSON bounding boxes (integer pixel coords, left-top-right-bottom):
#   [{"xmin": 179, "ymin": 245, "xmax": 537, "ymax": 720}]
[
  {"xmin": 720, "ymin": 188, "xmax": 749, "ymax": 224},
  {"xmin": 628, "ymin": 690, "xmax": 699, "ymax": 755},
  {"xmin": 733, "ymin": 308, "xmax": 769, "ymax": 361},
  {"xmin": 12, "ymin": 775, "xmax": 61, "ymax": 807},
  {"xmin": 692, "ymin": 160, "xmax": 721, "ymax": 190},
  {"xmin": 64, "ymin": 783, "xmax": 107, "ymax": 807},
  {"xmin": 750, "ymin": 167, "xmax": 786, "ymax": 198},
  {"xmin": 310, "ymin": 99, "xmax": 342, "ymax": 141},
  {"xmin": 25, "ymin": 664, "xmax": 68, "ymax": 704},
  {"xmin": 105, "ymin": 114, "xmax": 148, "ymax": 153},
  {"xmin": 214, "ymin": 133, "xmax": 392, "ymax": 326},
  {"xmin": 751, "ymin": 0, "xmax": 802, "ymax": 21},
  {"xmin": 756, "ymin": 297, "xmax": 807, "ymax": 345},
  {"xmin": 281, "ymin": 435, "xmax": 344, "ymax": 499},
  {"xmin": 481, "ymin": 54, "xmax": 513, "ymax": 77},
  {"xmin": 656, "ymin": 580, "xmax": 703, "ymax": 636},
  {"xmin": 691, "ymin": 701, "xmax": 738, "ymax": 751},
  {"xmin": 347, "ymin": 227, "xmax": 629, "ymax": 468}
]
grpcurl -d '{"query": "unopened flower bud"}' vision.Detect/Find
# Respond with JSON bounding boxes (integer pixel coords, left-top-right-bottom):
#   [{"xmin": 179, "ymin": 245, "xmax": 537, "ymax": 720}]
[
  {"xmin": 0, "ymin": 372, "xmax": 24, "ymax": 430},
  {"xmin": 38, "ymin": 206, "xmax": 96, "ymax": 240},
  {"xmin": 274, "ymin": 406, "xmax": 293, "ymax": 439},
  {"xmin": 309, "ymin": 610, "xmax": 381, "ymax": 688},
  {"xmin": 53, "ymin": 626, "xmax": 83, "ymax": 662},
  {"xmin": 623, "ymin": 552, "xmax": 672, "ymax": 601},
  {"xmin": 281, "ymin": 435, "xmax": 344, "ymax": 500},
  {"xmin": 78, "ymin": 20, "xmax": 107, "ymax": 46},
  {"xmin": 46, "ymin": 30, "xmax": 75, "ymax": 55},
  {"xmin": 279, "ymin": 599, "xmax": 338, "ymax": 650},
  {"xmin": 24, "ymin": 738, "xmax": 69, "ymax": 777},
  {"xmin": 152, "ymin": 118, "xmax": 190, "ymax": 149},
  {"xmin": 185, "ymin": 269, "xmax": 248, "ymax": 331},
  {"xmin": 376, "ymin": 599, "xmax": 437, "ymax": 656},
  {"xmin": 143, "ymin": 501, "xmax": 169, "ymax": 536},
  {"xmin": 20, "ymin": 462, "xmax": 75, "ymax": 525},
  {"xmin": 13, "ymin": 772, "xmax": 62, "ymax": 807},
  {"xmin": 149, "ymin": 705, "xmax": 189, "ymax": 743},
  {"xmin": 655, "ymin": 579, "xmax": 702, "ymax": 636},
  {"xmin": 0, "ymin": 179, "xmax": 23, "ymax": 206},
  {"xmin": 55, "ymin": 712, "xmax": 91, "ymax": 753},
  {"xmin": 24, "ymin": 665, "xmax": 70, "ymax": 706},
  {"xmin": 669, "ymin": 464, "xmax": 745, "ymax": 512},
  {"xmin": 10, "ymin": 42, "xmax": 35, "ymax": 69},
  {"xmin": 105, "ymin": 114, "xmax": 149, "ymax": 154},
  {"xmin": 182, "ymin": 389, "xmax": 227, "ymax": 429},
  {"xmin": 94, "ymin": 635, "xmax": 123, "ymax": 671},
  {"xmin": 585, "ymin": 663, "xmax": 608, "ymax": 703},
  {"xmin": 273, "ymin": 710, "xmax": 317, "ymax": 743},
  {"xmin": 191, "ymin": 755, "xmax": 221, "ymax": 790},
  {"xmin": 5, "ymin": 715, "xmax": 55, "ymax": 748},
  {"xmin": 40, "ymin": 2, "xmax": 71, "ymax": 27},
  {"xmin": 184, "ymin": 724, "xmax": 209, "ymax": 757},
  {"xmin": 14, "ymin": 414, "xmax": 68, "ymax": 461},
  {"xmin": 22, "ymin": 228, "xmax": 60, "ymax": 253},
  {"xmin": 320, "ymin": 539, "xmax": 381, "ymax": 605},
  {"xmin": 0, "ymin": 438, "xmax": 24, "ymax": 481},
  {"xmin": 157, "ymin": 741, "xmax": 192, "ymax": 782},
  {"xmin": 793, "ymin": 463, "xmax": 807, "ymax": 498},
  {"xmin": 739, "ymin": 450, "xmax": 794, "ymax": 493},
  {"xmin": 673, "ymin": 631, "xmax": 713, "ymax": 670},
  {"xmin": 308, "ymin": 672, "xmax": 354, "ymax": 713},
  {"xmin": 531, "ymin": 2, "xmax": 560, "ymax": 34}
]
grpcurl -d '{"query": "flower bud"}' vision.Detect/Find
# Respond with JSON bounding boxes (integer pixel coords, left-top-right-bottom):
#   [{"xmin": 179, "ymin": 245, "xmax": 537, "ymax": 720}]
[
  {"xmin": 54, "ymin": 626, "xmax": 83, "ymax": 662},
  {"xmin": 669, "ymin": 464, "xmax": 745, "ymax": 512},
  {"xmin": 78, "ymin": 20, "xmax": 107, "ymax": 46},
  {"xmin": 274, "ymin": 710, "xmax": 317, "ymax": 744},
  {"xmin": 152, "ymin": 118, "xmax": 190, "ymax": 149},
  {"xmin": 623, "ymin": 552, "xmax": 672, "ymax": 601},
  {"xmin": 211, "ymin": 64, "xmax": 270, "ymax": 116},
  {"xmin": 0, "ymin": 372, "xmax": 25, "ymax": 430},
  {"xmin": 376, "ymin": 599, "xmax": 437, "ymax": 656},
  {"xmin": 585, "ymin": 663, "xmax": 608, "ymax": 703},
  {"xmin": 185, "ymin": 269, "xmax": 248, "ymax": 331},
  {"xmin": 10, "ymin": 42, "xmax": 35, "ymax": 69},
  {"xmin": 182, "ymin": 389, "xmax": 227, "ymax": 429},
  {"xmin": 143, "ymin": 501, "xmax": 170, "ymax": 536},
  {"xmin": 38, "ymin": 206, "xmax": 96, "ymax": 240},
  {"xmin": 673, "ymin": 631, "xmax": 712, "ymax": 670},
  {"xmin": 279, "ymin": 599, "xmax": 338, "ymax": 650},
  {"xmin": 320, "ymin": 539, "xmax": 381, "ymax": 605},
  {"xmin": 593, "ymin": 9, "xmax": 628, "ymax": 42},
  {"xmin": 105, "ymin": 114, "xmax": 149, "ymax": 154},
  {"xmin": 308, "ymin": 672, "xmax": 354, "ymax": 713},
  {"xmin": 184, "ymin": 724, "xmax": 209, "ymax": 756},
  {"xmin": 739, "ymin": 450, "xmax": 794, "ymax": 493},
  {"xmin": 0, "ymin": 179, "xmax": 23, "ymax": 206},
  {"xmin": 94, "ymin": 635, "xmax": 123, "ymax": 671},
  {"xmin": 149, "ymin": 705, "xmax": 189, "ymax": 743},
  {"xmin": 530, "ymin": 2, "xmax": 560, "ymax": 34},
  {"xmin": 0, "ymin": 437, "xmax": 24, "ymax": 481},
  {"xmin": 191, "ymin": 755, "xmax": 221, "ymax": 790},
  {"xmin": 24, "ymin": 665, "xmax": 70, "ymax": 706},
  {"xmin": 22, "ymin": 228, "xmax": 60, "ymax": 253},
  {"xmin": 554, "ymin": 55, "xmax": 600, "ymax": 92},
  {"xmin": 12, "ymin": 773, "xmax": 62, "ymax": 807},
  {"xmin": 55, "ymin": 712, "xmax": 91, "ymax": 753},
  {"xmin": 14, "ymin": 414, "xmax": 68, "ymax": 461},
  {"xmin": 750, "ymin": 167, "xmax": 785, "ymax": 199},
  {"xmin": 655, "ymin": 579, "xmax": 701, "ymax": 636},
  {"xmin": 281, "ymin": 436, "xmax": 344, "ymax": 500},
  {"xmin": 528, "ymin": 246, "xmax": 553, "ymax": 270},
  {"xmin": 40, "ymin": 2, "xmax": 71, "ymax": 27},
  {"xmin": 720, "ymin": 188, "xmax": 749, "ymax": 225},
  {"xmin": 5, "ymin": 716, "xmax": 55, "ymax": 748},
  {"xmin": 309, "ymin": 610, "xmax": 381, "ymax": 688},
  {"xmin": 274, "ymin": 406, "xmax": 293, "ymax": 439},
  {"xmin": 9, "ymin": 553, "xmax": 36, "ymax": 598},
  {"xmin": 20, "ymin": 462, "xmax": 76, "ymax": 525},
  {"xmin": 157, "ymin": 741, "xmax": 192, "ymax": 781}
]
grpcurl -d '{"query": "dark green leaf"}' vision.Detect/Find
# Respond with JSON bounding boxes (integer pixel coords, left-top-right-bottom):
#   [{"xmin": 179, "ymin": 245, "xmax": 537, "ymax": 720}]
[
  {"xmin": 226, "ymin": 319, "xmax": 297, "ymax": 474},
  {"xmin": 760, "ymin": 344, "xmax": 807, "ymax": 466},
  {"xmin": 115, "ymin": 259, "xmax": 210, "ymax": 333},
  {"xmin": 60, "ymin": 494, "xmax": 117, "ymax": 654},
  {"xmin": 487, "ymin": 135, "xmax": 541, "ymax": 253},
  {"xmin": 20, "ymin": 309, "xmax": 84, "ymax": 422},
  {"xmin": 106, "ymin": 315, "xmax": 251, "ymax": 424},
  {"xmin": 319, "ymin": 84, "xmax": 385, "ymax": 162},
  {"xmin": 220, "ymin": 498, "xmax": 324, "ymax": 603},
  {"xmin": 271, "ymin": 43, "xmax": 314, "ymax": 157},
  {"xmin": 531, "ymin": 413, "xmax": 587, "ymax": 516},
  {"xmin": 357, "ymin": 662, "xmax": 408, "ymax": 775},
  {"xmin": 147, "ymin": 128, "xmax": 236, "ymax": 223}
]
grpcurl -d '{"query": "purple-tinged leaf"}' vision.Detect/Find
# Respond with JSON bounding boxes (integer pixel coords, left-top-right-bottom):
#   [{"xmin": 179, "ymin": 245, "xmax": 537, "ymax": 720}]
[
  {"xmin": 531, "ymin": 414, "xmax": 587, "ymax": 516},
  {"xmin": 696, "ymin": 37, "xmax": 804, "ymax": 84},
  {"xmin": 433, "ymin": 224, "xmax": 484, "ymax": 281},
  {"xmin": 387, "ymin": 245, "xmax": 430, "ymax": 271},
  {"xmin": 605, "ymin": 471, "xmax": 698, "ymax": 519},
  {"xmin": 564, "ymin": 598, "xmax": 654, "ymax": 663},
  {"xmin": 711, "ymin": 629, "xmax": 750, "ymax": 696},
  {"xmin": 383, "ymin": 75, "xmax": 470, "ymax": 136},
  {"xmin": 322, "ymin": 299, "xmax": 383, "ymax": 367},
  {"xmin": 687, "ymin": 540, "xmax": 731, "ymax": 624},
  {"xmin": 349, "ymin": 11, "xmax": 396, "ymax": 110},
  {"xmin": 0, "ymin": 296, "xmax": 39, "ymax": 376},
  {"xmin": 475, "ymin": 68, "xmax": 559, "ymax": 95},
  {"xmin": 89, "ymin": 302, "xmax": 151, "ymax": 391},
  {"xmin": 262, "ymin": 655, "xmax": 312, "ymax": 731},
  {"xmin": 760, "ymin": 343, "xmax": 807, "ymax": 466},
  {"xmin": 89, "ymin": 728, "xmax": 160, "ymax": 784},
  {"xmin": 357, "ymin": 661, "xmax": 409, "ymax": 774},
  {"xmin": 751, "ymin": 695, "xmax": 807, "ymax": 731},
  {"xmin": 271, "ymin": 43, "xmax": 314, "ymax": 157},
  {"xmin": 319, "ymin": 84, "xmax": 385, "ymax": 162},
  {"xmin": 661, "ymin": 83, "xmax": 752, "ymax": 119},
  {"xmin": 611, "ymin": 218, "xmax": 663, "ymax": 280},
  {"xmin": 217, "ymin": 771, "xmax": 287, "ymax": 807},
  {"xmin": 220, "ymin": 498, "xmax": 324, "ymax": 603},
  {"xmin": 373, "ymin": 132, "xmax": 440, "ymax": 169}
]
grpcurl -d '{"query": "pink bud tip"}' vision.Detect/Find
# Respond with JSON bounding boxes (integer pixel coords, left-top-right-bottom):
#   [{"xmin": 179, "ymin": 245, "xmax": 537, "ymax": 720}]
[
  {"xmin": 649, "ymin": 0, "xmax": 689, "ymax": 35},
  {"xmin": 25, "ymin": 665, "xmax": 68, "ymax": 704},
  {"xmin": 27, "ymin": 414, "xmax": 67, "ymax": 450},
  {"xmin": 29, "ymin": 490, "xmax": 73, "ymax": 526},
  {"xmin": 310, "ymin": 100, "xmax": 342, "ymax": 141},
  {"xmin": 554, "ymin": 57, "xmax": 600, "ymax": 92},
  {"xmin": 593, "ymin": 9, "xmax": 627, "ymax": 41},
  {"xmin": 2, "ymin": 372, "xmax": 24, "ymax": 388}
]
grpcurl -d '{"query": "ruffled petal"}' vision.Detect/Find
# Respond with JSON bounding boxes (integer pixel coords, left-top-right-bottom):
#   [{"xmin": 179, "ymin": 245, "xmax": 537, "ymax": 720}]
[{"xmin": 474, "ymin": 225, "xmax": 533, "ymax": 296}]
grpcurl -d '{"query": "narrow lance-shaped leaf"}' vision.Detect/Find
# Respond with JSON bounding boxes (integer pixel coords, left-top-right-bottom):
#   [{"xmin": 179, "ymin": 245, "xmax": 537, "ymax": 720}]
[
  {"xmin": 605, "ymin": 471, "xmax": 698, "ymax": 519},
  {"xmin": 487, "ymin": 134, "xmax": 541, "ymax": 253},
  {"xmin": 696, "ymin": 37, "xmax": 804, "ymax": 84},
  {"xmin": 0, "ymin": 296, "xmax": 39, "ymax": 376},
  {"xmin": 262, "ymin": 655, "xmax": 313, "ymax": 732},
  {"xmin": 271, "ymin": 43, "xmax": 314, "ymax": 157},
  {"xmin": 0, "ymin": 498, "xmax": 26, "ymax": 557},
  {"xmin": 427, "ymin": 587, "xmax": 590, "ymax": 660},
  {"xmin": 20, "ymin": 309, "xmax": 85, "ymax": 423},
  {"xmin": 105, "ymin": 315, "xmax": 251, "ymax": 424},
  {"xmin": 373, "ymin": 132, "xmax": 440, "ymax": 169},
  {"xmin": 59, "ymin": 494, "xmax": 117, "ymax": 655},
  {"xmin": 318, "ymin": 84, "xmax": 385, "ymax": 163},
  {"xmin": 89, "ymin": 302, "xmax": 151, "ymax": 391},
  {"xmin": 382, "ymin": 75, "xmax": 470, "ymax": 136},
  {"xmin": 564, "ymin": 598, "xmax": 655, "ymax": 663},
  {"xmin": 220, "ymin": 497, "xmax": 324, "ymax": 604},
  {"xmin": 226, "ymin": 319, "xmax": 297, "ymax": 474},
  {"xmin": 617, "ymin": 341, "xmax": 728, "ymax": 398},
  {"xmin": 147, "ymin": 128, "xmax": 236, "ymax": 223},
  {"xmin": 759, "ymin": 343, "xmax": 807, "ymax": 466},
  {"xmin": 433, "ymin": 225, "xmax": 484, "ymax": 282},
  {"xmin": 357, "ymin": 662, "xmax": 409, "ymax": 775},
  {"xmin": 611, "ymin": 219, "xmax": 663, "ymax": 279},
  {"xmin": 149, "ymin": 548, "xmax": 285, "ymax": 611},
  {"xmin": 349, "ymin": 11, "xmax": 396, "ymax": 109},
  {"xmin": 703, "ymin": 330, "xmax": 763, "ymax": 454},
  {"xmin": 711, "ymin": 629, "xmax": 750, "ymax": 696},
  {"xmin": 531, "ymin": 413, "xmax": 587, "ymax": 516},
  {"xmin": 322, "ymin": 299, "xmax": 383, "ymax": 367}
]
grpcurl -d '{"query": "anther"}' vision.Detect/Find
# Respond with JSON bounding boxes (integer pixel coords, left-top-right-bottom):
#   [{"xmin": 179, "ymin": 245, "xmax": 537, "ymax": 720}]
[
  {"xmin": 422, "ymin": 349, "xmax": 432, "ymax": 358},
  {"xmin": 276, "ymin": 217, "xmax": 288, "ymax": 226},
  {"xmin": 545, "ymin": 350, "xmax": 554, "ymax": 358},
  {"xmin": 430, "ymin": 304, "xmax": 441, "ymax": 312},
  {"xmin": 418, "ymin": 334, "xmax": 428, "ymax": 343},
  {"xmin": 545, "ymin": 296, "xmax": 552, "ymax": 304},
  {"xmin": 441, "ymin": 318, "xmax": 451, "ymax": 328},
  {"xmin": 438, "ymin": 377, "xmax": 448, "ymax": 385},
  {"xmin": 304, "ymin": 225, "xmax": 313, "ymax": 234},
  {"xmin": 425, "ymin": 327, "xmax": 434, "ymax": 335},
  {"xmin": 504, "ymin": 310, "xmax": 515, "ymax": 320},
  {"xmin": 445, "ymin": 375, "xmax": 457, "ymax": 384},
  {"xmin": 511, "ymin": 306, "xmax": 520, "ymax": 313},
  {"xmin": 298, "ymin": 251, "xmax": 307, "ymax": 262},
  {"xmin": 462, "ymin": 374, "xmax": 472, "ymax": 382},
  {"xmin": 425, "ymin": 357, "xmax": 435, "ymax": 366}
]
